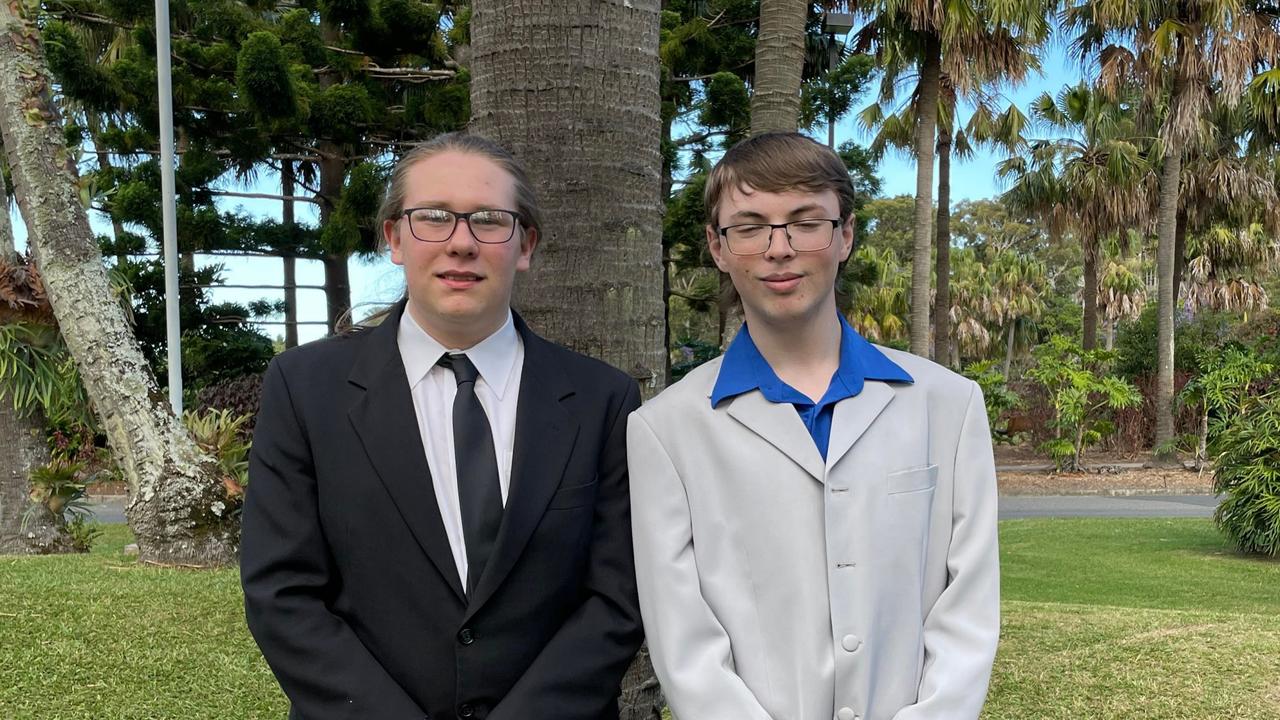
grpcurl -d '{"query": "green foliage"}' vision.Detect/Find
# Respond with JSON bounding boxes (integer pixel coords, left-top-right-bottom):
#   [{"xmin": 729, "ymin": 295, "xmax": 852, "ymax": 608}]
[
  {"xmin": 1114, "ymin": 306, "xmax": 1233, "ymax": 380},
  {"xmin": 1026, "ymin": 335, "xmax": 1143, "ymax": 469},
  {"xmin": 0, "ymin": 322, "xmax": 94, "ymax": 430},
  {"xmin": 962, "ymin": 360, "xmax": 1022, "ymax": 440},
  {"xmin": 1208, "ymin": 394, "xmax": 1280, "ymax": 556},
  {"xmin": 183, "ymin": 409, "xmax": 253, "ymax": 497},
  {"xmin": 22, "ymin": 460, "xmax": 100, "ymax": 551},
  {"xmin": 310, "ymin": 83, "xmax": 375, "ymax": 144},
  {"xmin": 237, "ymin": 32, "xmax": 298, "ymax": 121},
  {"xmin": 698, "ymin": 72, "xmax": 751, "ymax": 142},
  {"xmin": 41, "ymin": 21, "xmax": 119, "ymax": 112},
  {"xmin": 671, "ymin": 338, "xmax": 722, "ymax": 382},
  {"xmin": 801, "ymin": 54, "xmax": 876, "ymax": 130}
]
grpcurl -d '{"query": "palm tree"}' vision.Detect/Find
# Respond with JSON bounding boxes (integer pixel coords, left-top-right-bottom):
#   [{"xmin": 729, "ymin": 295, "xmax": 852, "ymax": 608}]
[
  {"xmin": 1098, "ymin": 258, "xmax": 1147, "ymax": 350},
  {"xmin": 999, "ymin": 82, "xmax": 1150, "ymax": 350},
  {"xmin": 845, "ymin": 244, "xmax": 910, "ymax": 345},
  {"xmin": 852, "ymin": 0, "xmax": 1052, "ymax": 358},
  {"xmin": 1183, "ymin": 223, "xmax": 1276, "ymax": 319},
  {"xmin": 751, "ymin": 0, "xmax": 809, "ymax": 134},
  {"xmin": 1064, "ymin": 0, "xmax": 1280, "ymax": 460}
]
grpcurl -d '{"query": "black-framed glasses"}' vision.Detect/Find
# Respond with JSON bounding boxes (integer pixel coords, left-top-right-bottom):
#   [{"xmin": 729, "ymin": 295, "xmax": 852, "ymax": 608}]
[
  {"xmin": 401, "ymin": 207, "xmax": 524, "ymax": 244},
  {"xmin": 717, "ymin": 219, "xmax": 841, "ymax": 255}
]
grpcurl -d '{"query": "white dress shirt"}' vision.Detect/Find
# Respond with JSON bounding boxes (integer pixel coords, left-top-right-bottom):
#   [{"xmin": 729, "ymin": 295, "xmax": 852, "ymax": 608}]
[{"xmin": 397, "ymin": 309, "xmax": 524, "ymax": 587}]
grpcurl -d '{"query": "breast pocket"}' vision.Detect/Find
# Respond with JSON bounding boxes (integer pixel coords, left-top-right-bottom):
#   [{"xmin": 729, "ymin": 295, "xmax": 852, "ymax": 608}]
[
  {"xmin": 547, "ymin": 479, "xmax": 599, "ymax": 510},
  {"xmin": 885, "ymin": 464, "xmax": 938, "ymax": 495}
]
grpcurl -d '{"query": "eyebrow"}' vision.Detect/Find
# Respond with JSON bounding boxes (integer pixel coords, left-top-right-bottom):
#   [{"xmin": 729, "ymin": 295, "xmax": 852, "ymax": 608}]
[{"xmin": 725, "ymin": 203, "xmax": 831, "ymax": 223}]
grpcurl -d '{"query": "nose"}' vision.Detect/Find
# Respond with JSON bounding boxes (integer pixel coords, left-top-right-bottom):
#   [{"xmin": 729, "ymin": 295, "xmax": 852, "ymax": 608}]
[
  {"xmin": 763, "ymin": 225, "xmax": 796, "ymax": 260},
  {"xmin": 444, "ymin": 218, "xmax": 480, "ymax": 255}
]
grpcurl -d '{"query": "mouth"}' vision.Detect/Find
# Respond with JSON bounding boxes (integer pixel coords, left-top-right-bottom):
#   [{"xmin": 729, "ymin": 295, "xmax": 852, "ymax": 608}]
[
  {"xmin": 760, "ymin": 272, "xmax": 803, "ymax": 292},
  {"xmin": 437, "ymin": 270, "xmax": 484, "ymax": 289}
]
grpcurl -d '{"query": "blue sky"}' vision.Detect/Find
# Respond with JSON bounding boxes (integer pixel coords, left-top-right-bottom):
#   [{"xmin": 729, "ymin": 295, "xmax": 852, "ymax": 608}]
[{"xmin": 9, "ymin": 42, "xmax": 1087, "ymax": 346}]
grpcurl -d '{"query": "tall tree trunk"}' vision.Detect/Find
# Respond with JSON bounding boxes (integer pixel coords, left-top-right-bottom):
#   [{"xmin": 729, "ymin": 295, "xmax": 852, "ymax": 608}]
[
  {"xmin": 0, "ymin": 0, "xmax": 236, "ymax": 566},
  {"xmin": 933, "ymin": 122, "xmax": 952, "ymax": 366},
  {"xmin": 0, "ymin": 174, "xmax": 66, "ymax": 554},
  {"xmin": 1154, "ymin": 149, "xmax": 1182, "ymax": 462},
  {"xmin": 0, "ymin": 146, "xmax": 13, "ymax": 258},
  {"xmin": 908, "ymin": 35, "xmax": 941, "ymax": 357},
  {"xmin": 1082, "ymin": 232, "xmax": 1098, "ymax": 351},
  {"xmin": 719, "ymin": 273, "xmax": 743, "ymax": 349},
  {"xmin": 281, "ymin": 160, "xmax": 299, "ymax": 349},
  {"xmin": 750, "ymin": 0, "xmax": 807, "ymax": 135},
  {"xmin": 318, "ymin": 20, "xmax": 350, "ymax": 335},
  {"xmin": 471, "ymin": 2, "xmax": 666, "ymax": 716},
  {"xmin": 1172, "ymin": 207, "xmax": 1187, "ymax": 310},
  {"xmin": 1003, "ymin": 319, "xmax": 1016, "ymax": 379}
]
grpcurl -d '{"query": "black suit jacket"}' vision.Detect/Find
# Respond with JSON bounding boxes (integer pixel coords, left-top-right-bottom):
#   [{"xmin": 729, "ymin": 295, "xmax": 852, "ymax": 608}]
[{"xmin": 241, "ymin": 301, "xmax": 643, "ymax": 720}]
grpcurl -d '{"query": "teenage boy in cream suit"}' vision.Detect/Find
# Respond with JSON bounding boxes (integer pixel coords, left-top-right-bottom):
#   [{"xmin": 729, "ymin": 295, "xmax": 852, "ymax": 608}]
[{"xmin": 628, "ymin": 132, "xmax": 1000, "ymax": 720}]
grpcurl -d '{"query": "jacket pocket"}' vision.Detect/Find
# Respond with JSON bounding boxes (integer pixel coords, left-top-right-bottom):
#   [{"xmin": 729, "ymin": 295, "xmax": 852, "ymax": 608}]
[
  {"xmin": 885, "ymin": 464, "xmax": 938, "ymax": 495},
  {"xmin": 547, "ymin": 479, "xmax": 599, "ymax": 510}
]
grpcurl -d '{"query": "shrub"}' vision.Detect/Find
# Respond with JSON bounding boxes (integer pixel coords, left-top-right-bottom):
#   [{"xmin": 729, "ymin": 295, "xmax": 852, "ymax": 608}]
[
  {"xmin": 1026, "ymin": 336, "xmax": 1143, "ymax": 470},
  {"xmin": 1208, "ymin": 395, "xmax": 1280, "ymax": 557},
  {"xmin": 962, "ymin": 360, "xmax": 1021, "ymax": 442}
]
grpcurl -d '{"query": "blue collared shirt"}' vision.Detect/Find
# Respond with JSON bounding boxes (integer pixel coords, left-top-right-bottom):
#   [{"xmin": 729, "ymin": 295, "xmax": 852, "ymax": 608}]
[{"xmin": 710, "ymin": 316, "xmax": 914, "ymax": 460}]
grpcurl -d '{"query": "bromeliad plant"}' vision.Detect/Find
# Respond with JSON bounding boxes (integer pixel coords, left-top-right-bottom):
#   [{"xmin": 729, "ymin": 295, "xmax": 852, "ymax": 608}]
[
  {"xmin": 1026, "ymin": 335, "xmax": 1142, "ymax": 470},
  {"xmin": 182, "ymin": 409, "xmax": 253, "ymax": 499}
]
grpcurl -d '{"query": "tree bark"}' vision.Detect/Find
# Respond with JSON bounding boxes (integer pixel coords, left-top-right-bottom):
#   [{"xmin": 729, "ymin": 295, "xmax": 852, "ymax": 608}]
[
  {"xmin": 932, "ymin": 123, "xmax": 952, "ymax": 366},
  {"xmin": 1003, "ymin": 320, "xmax": 1016, "ymax": 379},
  {"xmin": 470, "ymin": 0, "xmax": 666, "ymax": 395},
  {"xmin": 318, "ymin": 20, "xmax": 350, "ymax": 335},
  {"xmin": 909, "ymin": 35, "xmax": 941, "ymax": 357},
  {"xmin": 281, "ymin": 160, "xmax": 299, "ymax": 348},
  {"xmin": 1172, "ymin": 207, "xmax": 1187, "ymax": 310},
  {"xmin": 1154, "ymin": 147, "xmax": 1181, "ymax": 462},
  {"xmin": 1082, "ymin": 232, "xmax": 1098, "ymax": 351},
  {"xmin": 471, "ymin": 2, "xmax": 666, "ymax": 716},
  {"xmin": 750, "ymin": 0, "xmax": 807, "ymax": 135},
  {"xmin": 0, "ymin": 0, "xmax": 236, "ymax": 566},
  {"xmin": 0, "ymin": 176, "xmax": 66, "ymax": 554}
]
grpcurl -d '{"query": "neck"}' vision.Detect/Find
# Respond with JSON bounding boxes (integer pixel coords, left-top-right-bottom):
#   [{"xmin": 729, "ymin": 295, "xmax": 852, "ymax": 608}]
[
  {"xmin": 742, "ymin": 298, "xmax": 843, "ymax": 384},
  {"xmin": 405, "ymin": 301, "xmax": 507, "ymax": 350}
]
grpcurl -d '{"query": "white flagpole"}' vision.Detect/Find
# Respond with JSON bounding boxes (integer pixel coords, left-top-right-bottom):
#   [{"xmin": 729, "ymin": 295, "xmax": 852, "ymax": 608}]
[{"xmin": 154, "ymin": 0, "xmax": 182, "ymax": 414}]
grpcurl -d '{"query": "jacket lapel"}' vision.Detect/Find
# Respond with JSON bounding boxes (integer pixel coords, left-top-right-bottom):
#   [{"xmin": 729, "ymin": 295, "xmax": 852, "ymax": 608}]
[
  {"xmin": 724, "ymin": 390, "xmax": 826, "ymax": 483},
  {"xmin": 826, "ymin": 381, "xmax": 896, "ymax": 470},
  {"xmin": 347, "ymin": 301, "xmax": 466, "ymax": 603},
  {"xmin": 465, "ymin": 316, "xmax": 578, "ymax": 617}
]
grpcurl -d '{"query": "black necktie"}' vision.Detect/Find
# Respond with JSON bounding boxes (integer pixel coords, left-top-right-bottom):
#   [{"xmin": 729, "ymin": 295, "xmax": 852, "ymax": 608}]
[{"xmin": 438, "ymin": 353, "xmax": 503, "ymax": 595}]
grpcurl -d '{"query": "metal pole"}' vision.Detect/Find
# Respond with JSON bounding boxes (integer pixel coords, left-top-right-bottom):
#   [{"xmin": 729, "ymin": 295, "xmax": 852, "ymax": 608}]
[{"xmin": 155, "ymin": 0, "xmax": 182, "ymax": 414}]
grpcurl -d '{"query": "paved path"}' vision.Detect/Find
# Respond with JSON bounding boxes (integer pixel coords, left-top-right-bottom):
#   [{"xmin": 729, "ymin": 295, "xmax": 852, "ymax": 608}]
[
  {"xmin": 86, "ymin": 493, "xmax": 1221, "ymax": 525},
  {"xmin": 998, "ymin": 494, "xmax": 1219, "ymax": 520}
]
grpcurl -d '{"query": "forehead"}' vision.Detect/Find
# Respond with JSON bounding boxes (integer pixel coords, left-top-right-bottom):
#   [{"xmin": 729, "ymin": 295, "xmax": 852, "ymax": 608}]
[
  {"xmin": 717, "ymin": 183, "xmax": 839, "ymax": 221},
  {"xmin": 403, "ymin": 150, "xmax": 517, "ymax": 207}
]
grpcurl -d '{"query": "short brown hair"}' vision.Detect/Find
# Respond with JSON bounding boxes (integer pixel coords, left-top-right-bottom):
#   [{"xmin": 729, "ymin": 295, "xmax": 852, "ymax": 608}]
[
  {"xmin": 376, "ymin": 132, "xmax": 544, "ymax": 252},
  {"xmin": 704, "ymin": 132, "xmax": 856, "ymax": 227}
]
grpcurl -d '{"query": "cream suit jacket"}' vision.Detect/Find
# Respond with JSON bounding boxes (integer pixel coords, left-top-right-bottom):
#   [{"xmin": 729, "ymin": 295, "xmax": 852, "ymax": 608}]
[{"xmin": 628, "ymin": 348, "xmax": 999, "ymax": 720}]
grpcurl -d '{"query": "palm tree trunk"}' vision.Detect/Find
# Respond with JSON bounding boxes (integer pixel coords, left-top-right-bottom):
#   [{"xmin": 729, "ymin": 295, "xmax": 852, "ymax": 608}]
[
  {"xmin": 1154, "ymin": 149, "xmax": 1182, "ymax": 461},
  {"xmin": 1082, "ymin": 233, "xmax": 1098, "ymax": 350},
  {"xmin": 281, "ymin": 160, "xmax": 299, "ymax": 349},
  {"xmin": 1172, "ymin": 207, "xmax": 1187, "ymax": 310},
  {"xmin": 1105, "ymin": 318, "xmax": 1114, "ymax": 351},
  {"xmin": 471, "ymin": 3, "xmax": 665, "ymax": 715},
  {"xmin": 750, "ymin": 0, "xmax": 807, "ymax": 135},
  {"xmin": 909, "ymin": 34, "xmax": 941, "ymax": 358},
  {"xmin": 0, "ymin": 0, "xmax": 236, "ymax": 566},
  {"xmin": 1003, "ymin": 320, "xmax": 1016, "ymax": 379},
  {"xmin": 933, "ymin": 122, "xmax": 952, "ymax": 366}
]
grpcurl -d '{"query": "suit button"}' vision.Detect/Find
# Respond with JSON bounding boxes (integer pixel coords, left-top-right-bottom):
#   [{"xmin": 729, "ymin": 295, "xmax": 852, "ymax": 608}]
[
  {"xmin": 458, "ymin": 704, "xmax": 475, "ymax": 718},
  {"xmin": 458, "ymin": 628, "xmax": 474, "ymax": 645},
  {"xmin": 837, "ymin": 708, "xmax": 856, "ymax": 720},
  {"xmin": 841, "ymin": 634, "xmax": 861, "ymax": 652}
]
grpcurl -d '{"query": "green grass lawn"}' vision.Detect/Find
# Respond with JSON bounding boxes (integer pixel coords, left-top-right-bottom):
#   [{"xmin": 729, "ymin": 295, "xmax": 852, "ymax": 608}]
[{"xmin": 1, "ymin": 519, "xmax": 1277, "ymax": 719}]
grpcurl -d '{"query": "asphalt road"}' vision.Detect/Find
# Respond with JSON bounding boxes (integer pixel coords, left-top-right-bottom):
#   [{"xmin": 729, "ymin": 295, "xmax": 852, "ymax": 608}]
[{"xmin": 85, "ymin": 493, "xmax": 1221, "ymax": 525}]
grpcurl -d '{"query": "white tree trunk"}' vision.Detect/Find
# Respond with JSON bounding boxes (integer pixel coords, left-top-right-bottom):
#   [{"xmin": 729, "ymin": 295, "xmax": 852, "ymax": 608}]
[{"xmin": 0, "ymin": 0, "xmax": 236, "ymax": 566}]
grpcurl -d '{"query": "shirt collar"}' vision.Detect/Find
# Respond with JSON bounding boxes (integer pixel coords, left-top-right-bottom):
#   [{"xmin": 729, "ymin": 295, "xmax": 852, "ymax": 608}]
[
  {"xmin": 397, "ymin": 309, "xmax": 521, "ymax": 400},
  {"xmin": 709, "ymin": 314, "xmax": 913, "ymax": 407}
]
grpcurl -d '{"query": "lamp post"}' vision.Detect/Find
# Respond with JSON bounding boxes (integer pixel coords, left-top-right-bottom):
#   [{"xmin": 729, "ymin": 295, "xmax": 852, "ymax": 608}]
[
  {"xmin": 154, "ymin": 0, "xmax": 182, "ymax": 414},
  {"xmin": 821, "ymin": 12, "xmax": 855, "ymax": 148}
]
